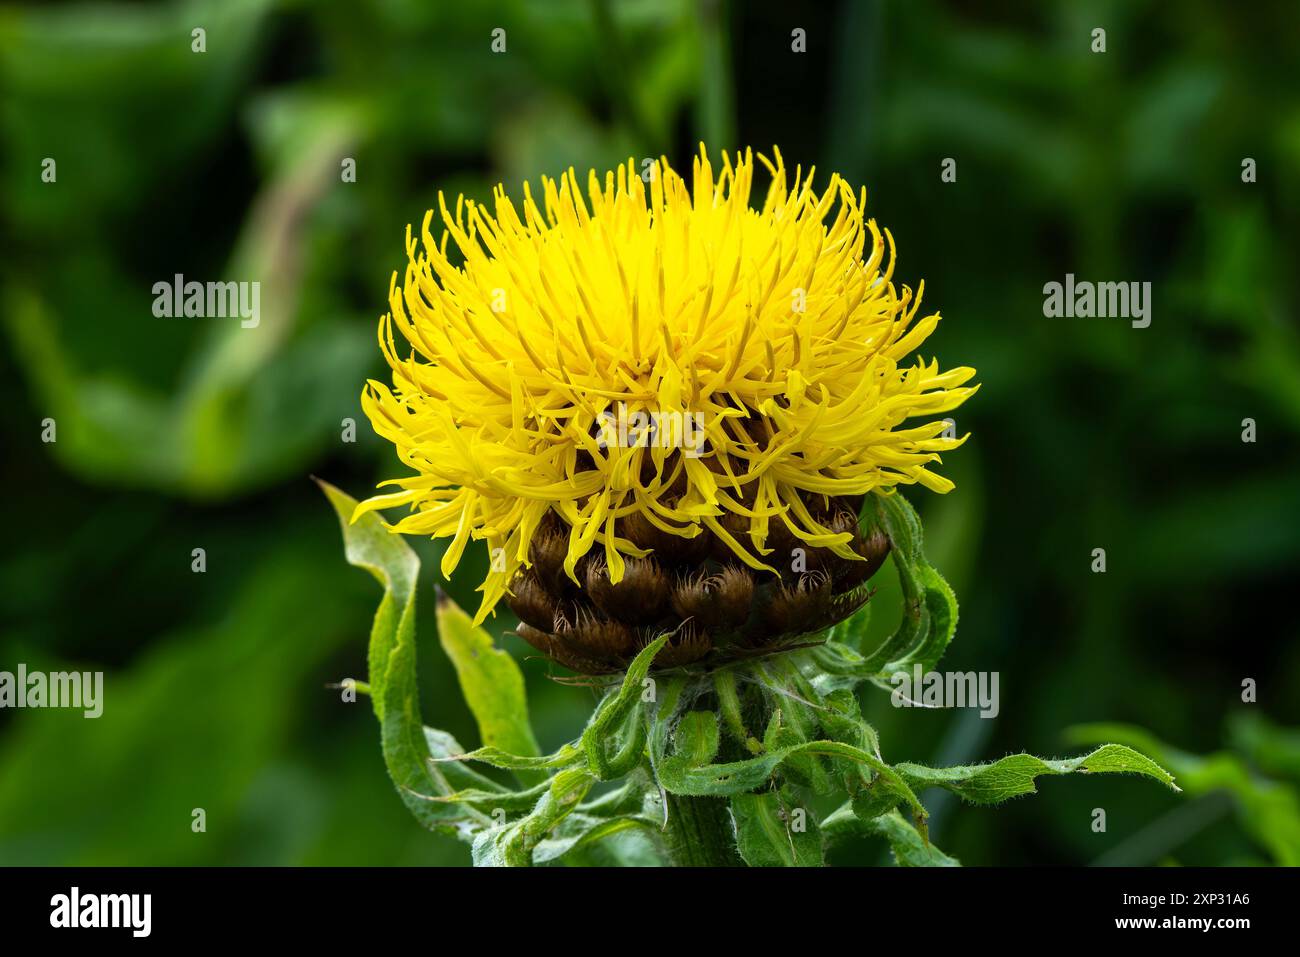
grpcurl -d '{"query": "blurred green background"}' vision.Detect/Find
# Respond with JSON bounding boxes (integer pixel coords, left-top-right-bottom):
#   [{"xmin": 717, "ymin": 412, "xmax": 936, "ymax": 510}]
[{"xmin": 2, "ymin": 0, "xmax": 1298, "ymax": 866}]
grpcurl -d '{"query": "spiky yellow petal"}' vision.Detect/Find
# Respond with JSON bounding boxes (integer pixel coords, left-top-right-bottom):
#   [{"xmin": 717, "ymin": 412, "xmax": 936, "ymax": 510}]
[{"xmin": 360, "ymin": 145, "xmax": 978, "ymax": 623}]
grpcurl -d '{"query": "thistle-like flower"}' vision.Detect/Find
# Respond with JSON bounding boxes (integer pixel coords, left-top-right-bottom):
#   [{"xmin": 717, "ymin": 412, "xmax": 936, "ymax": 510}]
[{"xmin": 358, "ymin": 146, "xmax": 977, "ymax": 673}]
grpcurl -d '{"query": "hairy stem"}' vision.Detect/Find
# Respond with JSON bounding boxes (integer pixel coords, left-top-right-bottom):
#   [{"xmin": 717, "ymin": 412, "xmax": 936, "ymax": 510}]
[{"xmin": 663, "ymin": 792, "xmax": 744, "ymax": 867}]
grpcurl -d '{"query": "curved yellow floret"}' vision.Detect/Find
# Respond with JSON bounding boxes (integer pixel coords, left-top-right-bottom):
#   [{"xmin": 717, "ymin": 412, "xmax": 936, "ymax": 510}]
[{"xmin": 357, "ymin": 145, "xmax": 978, "ymax": 623}]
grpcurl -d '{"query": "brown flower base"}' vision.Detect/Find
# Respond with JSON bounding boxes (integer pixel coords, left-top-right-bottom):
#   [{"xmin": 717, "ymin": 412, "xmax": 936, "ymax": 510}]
[{"xmin": 507, "ymin": 495, "xmax": 889, "ymax": 674}]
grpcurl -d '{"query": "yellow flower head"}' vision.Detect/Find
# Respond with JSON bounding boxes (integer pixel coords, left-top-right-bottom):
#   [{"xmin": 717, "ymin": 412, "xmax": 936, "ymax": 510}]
[{"xmin": 358, "ymin": 145, "xmax": 978, "ymax": 624}]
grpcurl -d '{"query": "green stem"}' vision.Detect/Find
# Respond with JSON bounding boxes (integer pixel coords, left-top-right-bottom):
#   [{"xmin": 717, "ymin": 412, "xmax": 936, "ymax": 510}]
[{"xmin": 664, "ymin": 792, "xmax": 744, "ymax": 867}]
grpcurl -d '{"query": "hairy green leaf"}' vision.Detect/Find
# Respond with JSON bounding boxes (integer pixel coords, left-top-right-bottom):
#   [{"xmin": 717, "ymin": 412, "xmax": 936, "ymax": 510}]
[
  {"xmin": 673, "ymin": 711, "xmax": 721, "ymax": 766},
  {"xmin": 823, "ymin": 805, "xmax": 960, "ymax": 867},
  {"xmin": 423, "ymin": 728, "xmax": 510, "ymax": 795},
  {"xmin": 646, "ymin": 675, "xmax": 688, "ymax": 796},
  {"xmin": 532, "ymin": 813, "xmax": 662, "ymax": 865},
  {"xmin": 732, "ymin": 790, "xmax": 824, "ymax": 866},
  {"xmin": 896, "ymin": 745, "xmax": 1179, "ymax": 805},
  {"xmin": 660, "ymin": 738, "xmax": 925, "ymax": 819},
  {"xmin": 581, "ymin": 634, "xmax": 667, "ymax": 777},
  {"xmin": 424, "ymin": 780, "xmax": 551, "ymax": 814},
  {"xmin": 444, "ymin": 743, "xmax": 584, "ymax": 772},
  {"xmin": 471, "ymin": 768, "xmax": 595, "ymax": 867},
  {"xmin": 764, "ymin": 662, "xmax": 846, "ymax": 791},
  {"xmin": 867, "ymin": 492, "xmax": 959, "ymax": 676},
  {"xmin": 822, "ymin": 492, "xmax": 959, "ymax": 683}
]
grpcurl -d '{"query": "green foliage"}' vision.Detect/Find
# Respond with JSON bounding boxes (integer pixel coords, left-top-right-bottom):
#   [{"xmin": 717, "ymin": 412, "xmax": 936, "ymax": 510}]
[
  {"xmin": 896, "ymin": 746, "xmax": 1178, "ymax": 805},
  {"xmin": 322, "ymin": 498, "xmax": 669, "ymax": 864},
  {"xmin": 320, "ymin": 480, "xmax": 1175, "ymax": 866},
  {"xmin": 732, "ymin": 790, "xmax": 823, "ymax": 867},
  {"xmin": 471, "ymin": 768, "xmax": 597, "ymax": 868},
  {"xmin": 822, "ymin": 492, "xmax": 959, "ymax": 683},
  {"xmin": 316, "ymin": 480, "xmax": 417, "ymax": 720},
  {"xmin": 321, "ymin": 479, "xmax": 491, "ymax": 838},
  {"xmin": 434, "ymin": 595, "xmax": 541, "ymax": 778},
  {"xmin": 581, "ymin": 635, "xmax": 667, "ymax": 780},
  {"xmin": 822, "ymin": 808, "xmax": 960, "ymax": 867},
  {"xmin": 673, "ymin": 711, "xmax": 721, "ymax": 767}
]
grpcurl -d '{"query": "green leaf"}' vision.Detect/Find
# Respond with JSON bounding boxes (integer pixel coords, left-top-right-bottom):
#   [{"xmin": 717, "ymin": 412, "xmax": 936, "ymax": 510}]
[
  {"xmin": 423, "ymin": 728, "xmax": 511, "ymax": 795},
  {"xmin": 821, "ymin": 492, "xmax": 959, "ymax": 683},
  {"xmin": 580, "ymin": 634, "xmax": 667, "ymax": 778},
  {"xmin": 646, "ymin": 675, "xmax": 688, "ymax": 785},
  {"xmin": 596, "ymin": 706, "xmax": 650, "ymax": 780},
  {"xmin": 435, "ymin": 593, "xmax": 541, "ymax": 782},
  {"xmin": 659, "ymin": 738, "xmax": 925, "ymax": 820},
  {"xmin": 816, "ymin": 689, "xmax": 895, "ymax": 804},
  {"xmin": 577, "ymin": 774, "xmax": 659, "ymax": 818},
  {"xmin": 817, "ymin": 688, "xmax": 881, "ymax": 757},
  {"xmin": 424, "ymin": 780, "xmax": 552, "ymax": 814},
  {"xmin": 867, "ymin": 492, "xmax": 959, "ymax": 676},
  {"xmin": 320, "ymin": 479, "xmax": 488, "ymax": 839},
  {"xmin": 471, "ymin": 767, "xmax": 595, "ymax": 867},
  {"xmin": 823, "ymin": 806, "xmax": 960, "ymax": 867},
  {"xmin": 588, "ymin": 634, "xmax": 668, "ymax": 737},
  {"xmin": 763, "ymin": 669, "xmax": 880, "ymax": 795},
  {"xmin": 317, "ymin": 477, "xmax": 417, "ymax": 720},
  {"xmin": 673, "ymin": 711, "xmax": 721, "ymax": 767},
  {"xmin": 378, "ymin": 568, "xmax": 486, "ymax": 838},
  {"xmin": 532, "ymin": 813, "xmax": 662, "ymax": 866},
  {"xmin": 809, "ymin": 640, "xmax": 876, "ymax": 688},
  {"xmin": 760, "ymin": 705, "xmax": 834, "ymax": 794},
  {"xmin": 896, "ymin": 745, "xmax": 1179, "ymax": 806},
  {"xmin": 851, "ymin": 782, "xmax": 906, "ymax": 821},
  {"xmin": 872, "ymin": 487, "xmax": 923, "ymax": 559},
  {"xmin": 444, "ymin": 743, "xmax": 584, "ymax": 772},
  {"xmin": 869, "ymin": 811, "xmax": 958, "ymax": 867},
  {"xmin": 732, "ymin": 790, "xmax": 824, "ymax": 866},
  {"xmin": 892, "ymin": 566, "xmax": 958, "ymax": 674}
]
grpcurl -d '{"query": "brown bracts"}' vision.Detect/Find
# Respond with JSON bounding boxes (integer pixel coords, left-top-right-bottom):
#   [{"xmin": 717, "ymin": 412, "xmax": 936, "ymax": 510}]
[{"xmin": 507, "ymin": 496, "xmax": 890, "ymax": 674}]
